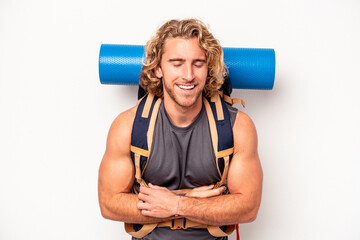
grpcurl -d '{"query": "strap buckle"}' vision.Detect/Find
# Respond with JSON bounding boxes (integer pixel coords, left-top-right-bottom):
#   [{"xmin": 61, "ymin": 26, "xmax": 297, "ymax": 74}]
[{"xmin": 170, "ymin": 218, "xmax": 186, "ymax": 230}]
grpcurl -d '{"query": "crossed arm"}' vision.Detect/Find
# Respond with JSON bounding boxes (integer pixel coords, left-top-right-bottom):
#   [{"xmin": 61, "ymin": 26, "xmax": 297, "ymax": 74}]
[{"xmin": 98, "ymin": 107, "xmax": 263, "ymax": 225}]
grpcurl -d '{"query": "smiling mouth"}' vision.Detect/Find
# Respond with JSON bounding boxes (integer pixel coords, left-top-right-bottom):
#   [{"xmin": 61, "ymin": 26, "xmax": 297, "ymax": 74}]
[{"xmin": 178, "ymin": 84, "xmax": 195, "ymax": 90}]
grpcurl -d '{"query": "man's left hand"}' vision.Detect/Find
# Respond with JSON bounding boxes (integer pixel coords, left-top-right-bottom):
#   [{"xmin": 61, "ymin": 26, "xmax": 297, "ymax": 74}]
[{"xmin": 137, "ymin": 183, "xmax": 179, "ymax": 218}]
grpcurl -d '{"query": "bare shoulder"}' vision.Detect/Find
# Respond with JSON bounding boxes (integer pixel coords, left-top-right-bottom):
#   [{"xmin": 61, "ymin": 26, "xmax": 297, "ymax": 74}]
[
  {"xmin": 233, "ymin": 110, "xmax": 256, "ymax": 130},
  {"xmin": 228, "ymin": 110, "xmax": 262, "ymax": 196},
  {"xmin": 99, "ymin": 105, "xmax": 137, "ymax": 186},
  {"xmin": 110, "ymin": 106, "xmax": 137, "ymax": 133},
  {"xmin": 99, "ymin": 106, "xmax": 138, "ymax": 197},
  {"xmin": 232, "ymin": 110, "xmax": 258, "ymax": 155},
  {"xmin": 228, "ymin": 110, "xmax": 263, "ymax": 214},
  {"xmin": 106, "ymin": 106, "xmax": 137, "ymax": 149}
]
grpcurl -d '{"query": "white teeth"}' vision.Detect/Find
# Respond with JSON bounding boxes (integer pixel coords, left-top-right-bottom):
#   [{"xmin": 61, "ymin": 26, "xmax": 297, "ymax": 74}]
[{"xmin": 178, "ymin": 85, "xmax": 195, "ymax": 90}]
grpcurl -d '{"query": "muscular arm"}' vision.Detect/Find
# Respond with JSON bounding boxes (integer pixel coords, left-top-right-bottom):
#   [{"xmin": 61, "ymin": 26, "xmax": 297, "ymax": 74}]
[
  {"xmin": 98, "ymin": 107, "xmax": 170, "ymax": 224},
  {"xmin": 138, "ymin": 111, "xmax": 263, "ymax": 225}
]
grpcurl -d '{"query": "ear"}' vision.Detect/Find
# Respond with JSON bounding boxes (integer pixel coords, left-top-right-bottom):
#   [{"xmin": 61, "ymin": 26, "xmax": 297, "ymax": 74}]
[{"xmin": 155, "ymin": 65, "xmax": 163, "ymax": 78}]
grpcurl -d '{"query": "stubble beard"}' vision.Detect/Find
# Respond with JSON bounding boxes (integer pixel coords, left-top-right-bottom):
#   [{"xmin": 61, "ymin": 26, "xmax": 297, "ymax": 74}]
[{"xmin": 164, "ymin": 82, "xmax": 203, "ymax": 110}]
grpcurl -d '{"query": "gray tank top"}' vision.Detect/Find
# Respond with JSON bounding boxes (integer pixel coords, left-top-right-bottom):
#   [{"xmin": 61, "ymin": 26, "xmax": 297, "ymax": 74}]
[{"xmin": 133, "ymin": 101, "xmax": 237, "ymax": 240}]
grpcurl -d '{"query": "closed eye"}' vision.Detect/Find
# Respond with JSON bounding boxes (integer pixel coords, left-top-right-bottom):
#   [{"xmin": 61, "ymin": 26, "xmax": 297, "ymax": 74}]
[
  {"xmin": 193, "ymin": 60, "xmax": 206, "ymax": 68},
  {"xmin": 194, "ymin": 62, "xmax": 205, "ymax": 67},
  {"xmin": 168, "ymin": 59, "xmax": 184, "ymax": 67}
]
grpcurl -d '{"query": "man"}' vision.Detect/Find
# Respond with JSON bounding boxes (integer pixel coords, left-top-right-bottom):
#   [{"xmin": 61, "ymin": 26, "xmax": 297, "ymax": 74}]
[{"xmin": 98, "ymin": 19, "xmax": 263, "ymax": 240}]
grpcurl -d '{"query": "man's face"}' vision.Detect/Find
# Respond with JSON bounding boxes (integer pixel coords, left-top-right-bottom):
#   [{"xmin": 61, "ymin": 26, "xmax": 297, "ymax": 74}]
[{"xmin": 155, "ymin": 37, "xmax": 208, "ymax": 109}]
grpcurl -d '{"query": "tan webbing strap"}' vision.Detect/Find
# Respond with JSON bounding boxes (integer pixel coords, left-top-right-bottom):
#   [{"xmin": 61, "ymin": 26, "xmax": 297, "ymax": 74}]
[
  {"xmin": 147, "ymin": 97, "xmax": 162, "ymax": 154},
  {"xmin": 223, "ymin": 94, "xmax": 233, "ymax": 105},
  {"xmin": 156, "ymin": 219, "xmax": 234, "ymax": 237},
  {"xmin": 207, "ymin": 224, "xmax": 236, "ymax": 237},
  {"xmin": 223, "ymin": 94, "xmax": 246, "ymax": 108},
  {"xmin": 217, "ymin": 148, "xmax": 234, "ymax": 159},
  {"xmin": 134, "ymin": 153, "xmax": 142, "ymax": 182},
  {"xmin": 221, "ymin": 155, "xmax": 230, "ymax": 185},
  {"xmin": 130, "ymin": 146, "xmax": 149, "ymax": 182},
  {"xmin": 171, "ymin": 218, "xmax": 185, "ymax": 230},
  {"xmin": 131, "ymin": 145, "xmax": 149, "ymax": 157},
  {"xmin": 203, "ymin": 98, "xmax": 218, "ymax": 158},
  {"xmin": 214, "ymin": 155, "xmax": 230, "ymax": 189},
  {"xmin": 124, "ymin": 222, "xmax": 158, "ymax": 239},
  {"xmin": 232, "ymin": 98, "xmax": 246, "ymax": 108},
  {"xmin": 211, "ymin": 94, "xmax": 224, "ymax": 121},
  {"xmin": 184, "ymin": 219, "xmax": 207, "ymax": 229},
  {"xmin": 141, "ymin": 93, "xmax": 155, "ymax": 118},
  {"xmin": 157, "ymin": 218, "xmax": 206, "ymax": 229}
]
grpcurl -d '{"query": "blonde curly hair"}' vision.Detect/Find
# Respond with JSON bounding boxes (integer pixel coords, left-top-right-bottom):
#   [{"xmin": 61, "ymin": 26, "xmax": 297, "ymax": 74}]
[{"xmin": 140, "ymin": 19, "xmax": 227, "ymax": 98}]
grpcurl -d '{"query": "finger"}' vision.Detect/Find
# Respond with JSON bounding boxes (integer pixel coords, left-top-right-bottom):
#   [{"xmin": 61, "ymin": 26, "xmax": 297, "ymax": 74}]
[
  {"xmin": 137, "ymin": 192, "xmax": 150, "ymax": 202},
  {"xmin": 137, "ymin": 200, "xmax": 151, "ymax": 210},
  {"xmin": 214, "ymin": 186, "xmax": 227, "ymax": 195},
  {"xmin": 148, "ymin": 183, "xmax": 164, "ymax": 189},
  {"xmin": 139, "ymin": 185, "xmax": 151, "ymax": 194},
  {"xmin": 218, "ymin": 186, "xmax": 227, "ymax": 193},
  {"xmin": 186, "ymin": 186, "xmax": 227, "ymax": 198},
  {"xmin": 200, "ymin": 188, "xmax": 223, "ymax": 198},
  {"xmin": 193, "ymin": 184, "xmax": 215, "ymax": 191},
  {"xmin": 141, "ymin": 209, "xmax": 153, "ymax": 217}
]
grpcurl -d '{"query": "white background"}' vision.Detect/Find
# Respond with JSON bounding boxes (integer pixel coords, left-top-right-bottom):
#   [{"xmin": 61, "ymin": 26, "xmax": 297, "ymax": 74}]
[{"xmin": 1, "ymin": 0, "xmax": 359, "ymax": 239}]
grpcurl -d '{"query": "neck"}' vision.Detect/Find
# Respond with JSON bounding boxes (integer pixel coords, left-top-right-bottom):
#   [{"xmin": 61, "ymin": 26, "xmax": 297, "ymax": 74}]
[{"xmin": 163, "ymin": 97, "xmax": 203, "ymax": 128}]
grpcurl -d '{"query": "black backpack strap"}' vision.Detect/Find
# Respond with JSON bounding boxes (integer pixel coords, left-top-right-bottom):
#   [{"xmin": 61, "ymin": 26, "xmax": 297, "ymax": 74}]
[
  {"xmin": 203, "ymin": 94, "xmax": 234, "ymax": 187},
  {"xmin": 131, "ymin": 93, "xmax": 162, "ymax": 185}
]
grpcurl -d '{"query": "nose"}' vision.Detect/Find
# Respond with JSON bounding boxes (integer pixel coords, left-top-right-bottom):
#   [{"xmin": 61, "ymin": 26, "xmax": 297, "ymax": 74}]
[{"xmin": 183, "ymin": 63, "xmax": 195, "ymax": 81}]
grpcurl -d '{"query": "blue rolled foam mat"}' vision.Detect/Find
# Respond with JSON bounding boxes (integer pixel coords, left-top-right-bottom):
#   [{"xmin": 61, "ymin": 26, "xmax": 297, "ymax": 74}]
[{"xmin": 99, "ymin": 44, "xmax": 275, "ymax": 90}]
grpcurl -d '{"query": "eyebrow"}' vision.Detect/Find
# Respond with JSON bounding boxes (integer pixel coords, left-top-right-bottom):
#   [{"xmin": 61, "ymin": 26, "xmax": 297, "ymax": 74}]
[
  {"xmin": 168, "ymin": 58, "xmax": 185, "ymax": 62},
  {"xmin": 168, "ymin": 58, "xmax": 207, "ymax": 63}
]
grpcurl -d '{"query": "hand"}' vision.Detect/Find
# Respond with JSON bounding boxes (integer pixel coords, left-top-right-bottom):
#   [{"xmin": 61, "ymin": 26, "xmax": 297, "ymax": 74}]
[
  {"xmin": 137, "ymin": 183, "xmax": 179, "ymax": 218},
  {"xmin": 185, "ymin": 184, "xmax": 226, "ymax": 198}
]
